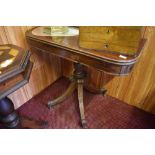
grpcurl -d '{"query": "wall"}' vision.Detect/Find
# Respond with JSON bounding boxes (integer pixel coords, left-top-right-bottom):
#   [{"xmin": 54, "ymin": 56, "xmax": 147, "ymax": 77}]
[{"xmin": 0, "ymin": 26, "xmax": 155, "ymax": 114}]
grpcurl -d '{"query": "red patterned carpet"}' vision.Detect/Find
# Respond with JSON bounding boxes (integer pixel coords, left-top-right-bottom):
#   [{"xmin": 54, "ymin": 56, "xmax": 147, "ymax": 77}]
[{"xmin": 17, "ymin": 77, "xmax": 155, "ymax": 129}]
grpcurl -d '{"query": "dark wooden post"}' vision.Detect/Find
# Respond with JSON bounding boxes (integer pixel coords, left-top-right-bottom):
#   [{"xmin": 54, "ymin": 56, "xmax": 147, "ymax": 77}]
[{"xmin": 0, "ymin": 97, "xmax": 20, "ymax": 129}]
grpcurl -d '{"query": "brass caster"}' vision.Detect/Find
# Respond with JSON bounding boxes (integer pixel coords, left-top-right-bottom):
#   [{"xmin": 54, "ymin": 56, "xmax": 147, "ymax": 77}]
[
  {"xmin": 47, "ymin": 102, "xmax": 53, "ymax": 109},
  {"xmin": 81, "ymin": 119, "xmax": 88, "ymax": 129}
]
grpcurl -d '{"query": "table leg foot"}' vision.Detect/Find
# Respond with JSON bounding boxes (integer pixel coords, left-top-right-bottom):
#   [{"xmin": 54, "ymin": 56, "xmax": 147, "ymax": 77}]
[{"xmin": 81, "ymin": 119, "xmax": 88, "ymax": 129}]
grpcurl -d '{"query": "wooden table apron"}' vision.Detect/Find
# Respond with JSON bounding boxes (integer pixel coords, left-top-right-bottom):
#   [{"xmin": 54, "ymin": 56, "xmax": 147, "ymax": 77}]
[{"xmin": 26, "ymin": 29, "xmax": 145, "ymax": 76}]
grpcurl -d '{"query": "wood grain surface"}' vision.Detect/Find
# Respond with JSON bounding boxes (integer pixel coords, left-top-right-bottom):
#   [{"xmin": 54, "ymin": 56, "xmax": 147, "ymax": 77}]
[
  {"xmin": 0, "ymin": 26, "xmax": 62, "ymax": 109},
  {"xmin": 0, "ymin": 26, "xmax": 155, "ymax": 115},
  {"xmin": 79, "ymin": 26, "xmax": 143, "ymax": 55},
  {"xmin": 63, "ymin": 26, "xmax": 155, "ymax": 114}
]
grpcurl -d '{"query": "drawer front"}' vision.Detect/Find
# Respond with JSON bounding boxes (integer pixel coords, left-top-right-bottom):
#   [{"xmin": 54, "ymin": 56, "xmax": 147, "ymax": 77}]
[{"xmin": 79, "ymin": 26, "xmax": 143, "ymax": 55}]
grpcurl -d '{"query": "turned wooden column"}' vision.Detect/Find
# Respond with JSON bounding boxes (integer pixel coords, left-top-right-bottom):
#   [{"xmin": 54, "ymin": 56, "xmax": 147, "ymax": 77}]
[
  {"xmin": 48, "ymin": 63, "xmax": 88, "ymax": 128},
  {"xmin": 0, "ymin": 97, "xmax": 20, "ymax": 129}
]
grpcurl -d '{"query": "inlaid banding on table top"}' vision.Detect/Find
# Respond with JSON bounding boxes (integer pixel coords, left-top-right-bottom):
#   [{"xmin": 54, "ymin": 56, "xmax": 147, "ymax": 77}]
[
  {"xmin": 26, "ymin": 27, "xmax": 146, "ymax": 64},
  {"xmin": 26, "ymin": 27, "xmax": 146, "ymax": 76},
  {"xmin": 0, "ymin": 48, "xmax": 19, "ymax": 65},
  {"xmin": 0, "ymin": 44, "xmax": 31, "ymax": 83}
]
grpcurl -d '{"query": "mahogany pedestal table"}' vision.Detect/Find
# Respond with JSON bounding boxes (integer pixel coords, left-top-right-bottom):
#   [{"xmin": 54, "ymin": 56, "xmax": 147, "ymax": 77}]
[
  {"xmin": 26, "ymin": 27, "xmax": 145, "ymax": 128},
  {"xmin": 0, "ymin": 44, "xmax": 46, "ymax": 129}
]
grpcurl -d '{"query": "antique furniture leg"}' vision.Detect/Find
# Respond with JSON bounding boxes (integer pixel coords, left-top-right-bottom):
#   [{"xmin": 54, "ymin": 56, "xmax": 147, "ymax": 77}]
[
  {"xmin": 77, "ymin": 79, "xmax": 87, "ymax": 128},
  {"xmin": 47, "ymin": 63, "xmax": 107, "ymax": 128},
  {"xmin": 48, "ymin": 80, "xmax": 76, "ymax": 108},
  {"xmin": 0, "ymin": 97, "xmax": 20, "ymax": 129},
  {"xmin": 48, "ymin": 63, "xmax": 88, "ymax": 128},
  {"xmin": 74, "ymin": 63, "xmax": 87, "ymax": 128}
]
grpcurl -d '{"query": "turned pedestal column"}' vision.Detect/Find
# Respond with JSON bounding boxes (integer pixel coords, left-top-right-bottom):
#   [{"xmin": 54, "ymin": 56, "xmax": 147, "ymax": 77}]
[
  {"xmin": 48, "ymin": 63, "xmax": 107, "ymax": 128},
  {"xmin": 0, "ymin": 97, "xmax": 20, "ymax": 128}
]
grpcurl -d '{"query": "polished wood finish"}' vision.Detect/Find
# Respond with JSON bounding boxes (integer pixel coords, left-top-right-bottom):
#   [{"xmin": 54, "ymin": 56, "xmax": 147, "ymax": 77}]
[
  {"xmin": 26, "ymin": 27, "xmax": 145, "ymax": 127},
  {"xmin": 79, "ymin": 26, "xmax": 144, "ymax": 55},
  {"xmin": 0, "ymin": 61, "xmax": 33, "ymax": 99},
  {"xmin": 48, "ymin": 81, "xmax": 76, "ymax": 107},
  {"xmin": 0, "ymin": 44, "xmax": 47, "ymax": 129},
  {"xmin": 26, "ymin": 27, "xmax": 145, "ymax": 76},
  {"xmin": 48, "ymin": 63, "xmax": 91, "ymax": 128},
  {"xmin": 0, "ymin": 45, "xmax": 31, "ymax": 83},
  {"xmin": 77, "ymin": 79, "xmax": 87, "ymax": 128},
  {"xmin": 1, "ymin": 26, "xmax": 155, "ymax": 115},
  {"xmin": 0, "ymin": 97, "xmax": 20, "ymax": 128},
  {"xmin": 0, "ymin": 45, "xmax": 32, "ymax": 128},
  {"xmin": 0, "ymin": 26, "xmax": 61, "ymax": 109},
  {"xmin": 75, "ymin": 64, "xmax": 88, "ymax": 128},
  {"xmin": 63, "ymin": 27, "xmax": 155, "ymax": 113}
]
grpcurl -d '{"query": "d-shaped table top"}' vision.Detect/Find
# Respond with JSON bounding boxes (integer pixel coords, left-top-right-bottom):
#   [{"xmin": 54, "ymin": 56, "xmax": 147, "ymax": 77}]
[{"xmin": 26, "ymin": 26, "xmax": 146, "ymax": 75}]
